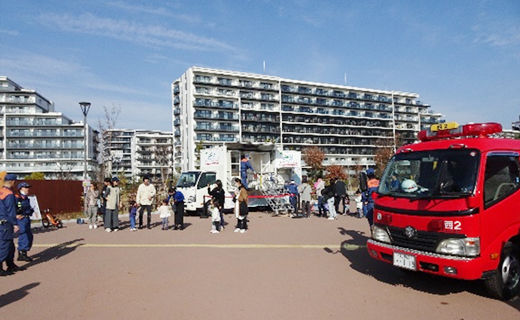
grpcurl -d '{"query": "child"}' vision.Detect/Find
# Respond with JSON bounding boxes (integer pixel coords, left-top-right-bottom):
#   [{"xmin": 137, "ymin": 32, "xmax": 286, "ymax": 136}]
[
  {"xmin": 129, "ymin": 200, "xmax": 138, "ymax": 231},
  {"xmin": 354, "ymin": 190, "xmax": 363, "ymax": 218},
  {"xmin": 209, "ymin": 198, "xmax": 221, "ymax": 234},
  {"xmin": 158, "ymin": 199, "xmax": 172, "ymax": 230}
]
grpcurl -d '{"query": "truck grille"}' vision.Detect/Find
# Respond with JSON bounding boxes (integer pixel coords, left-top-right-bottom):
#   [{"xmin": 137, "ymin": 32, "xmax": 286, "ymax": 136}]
[{"xmin": 385, "ymin": 226, "xmax": 464, "ymax": 253}]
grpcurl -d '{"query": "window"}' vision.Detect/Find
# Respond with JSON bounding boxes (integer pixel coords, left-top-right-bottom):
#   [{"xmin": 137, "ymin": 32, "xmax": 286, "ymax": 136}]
[
  {"xmin": 484, "ymin": 154, "xmax": 520, "ymax": 208},
  {"xmin": 197, "ymin": 172, "xmax": 217, "ymax": 189}
]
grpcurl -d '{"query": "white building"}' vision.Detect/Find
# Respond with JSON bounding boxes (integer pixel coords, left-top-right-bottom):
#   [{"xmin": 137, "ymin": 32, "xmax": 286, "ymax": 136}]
[
  {"xmin": 172, "ymin": 67, "xmax": 443, "ymax": 172},
  {"xmin": 0, "ymin": 76, "xmax": 98, "ymax": 179},
  {"xmin": 103, "ymin": 129, "xmax": 173, "ymax": 182}
]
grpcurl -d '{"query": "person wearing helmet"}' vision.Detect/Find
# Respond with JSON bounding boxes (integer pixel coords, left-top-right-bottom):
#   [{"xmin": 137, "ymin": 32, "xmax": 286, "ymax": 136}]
[
  {"xmin": 401, "ymin": 179, "xmax": 418, "ymax": 193},
  {"xmin": 362, "ymin": 168, "xmax": 379, "ymax": 227},
  {"xmin": 15, "ymin": 182, "xmax": 34, "ymax": 262},
  {"xmin": 0, "ymin": 174, "xmax": 24, "ymax": 276}
]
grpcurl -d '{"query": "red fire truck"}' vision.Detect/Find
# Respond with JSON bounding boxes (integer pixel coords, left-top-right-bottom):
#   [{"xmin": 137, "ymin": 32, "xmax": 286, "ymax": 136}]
[{"xmin": 366, "ymin": 122, "xmax": 520, "ymax": 300}]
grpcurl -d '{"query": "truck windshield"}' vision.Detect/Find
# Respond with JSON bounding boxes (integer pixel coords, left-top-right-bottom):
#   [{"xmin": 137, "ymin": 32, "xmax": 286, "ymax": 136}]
[
  {"xmin": 176, "ymin": 172, "xmax": 200, "ymax": 188},
  {"xmin": 379, "ymin": 149, "xmax": 480, "ymax": 199}
]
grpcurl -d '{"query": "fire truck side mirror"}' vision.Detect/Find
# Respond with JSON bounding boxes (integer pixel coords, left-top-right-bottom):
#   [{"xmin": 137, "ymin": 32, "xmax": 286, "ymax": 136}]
[{"xmin": 359, "ymin": 172, "xmax": 368, "ymax": 192}]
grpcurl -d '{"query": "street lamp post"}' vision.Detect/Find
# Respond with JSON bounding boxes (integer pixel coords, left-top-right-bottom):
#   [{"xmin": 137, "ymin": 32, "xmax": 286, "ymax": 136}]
[
  {"xmin": 79, "ymin": 102, "xmax": 91, "ymax": 181},
  {"xmin": 79, "ymin": 102, "xmax": 91, "ymax": 218}
]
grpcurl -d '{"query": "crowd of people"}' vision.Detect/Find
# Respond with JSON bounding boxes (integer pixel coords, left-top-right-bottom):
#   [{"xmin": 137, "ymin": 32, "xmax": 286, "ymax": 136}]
[{"xmin": 0, "ymin": 168, "xmax": 380, "ymax": 276}]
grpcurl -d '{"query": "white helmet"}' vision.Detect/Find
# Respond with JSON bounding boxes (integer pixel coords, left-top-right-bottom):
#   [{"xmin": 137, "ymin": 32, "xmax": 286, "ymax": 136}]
[{"xmin": 401, "ymin": 179, "xmax": 418, "ymax": 193}]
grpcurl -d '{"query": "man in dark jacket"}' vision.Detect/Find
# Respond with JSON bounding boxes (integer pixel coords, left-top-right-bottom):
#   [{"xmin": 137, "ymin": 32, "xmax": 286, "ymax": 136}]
[
  {"xmin": 208, "ymin": 180, "xmax": 226, "ymax": 229},
  {"xmin": 334, "ymin": 178, "xmax": 349, "ymax": 215}
]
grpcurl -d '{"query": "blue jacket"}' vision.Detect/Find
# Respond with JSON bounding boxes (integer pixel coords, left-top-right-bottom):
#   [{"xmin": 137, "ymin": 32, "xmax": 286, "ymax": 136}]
[
  {"xmin": 286, "ymin": 183, "xmax": 298, "ymax": 196},
  {"xmin": 16, "ymin": 194, "xmax": 34, "ymax": 217},
  {"xmin": 168, "ymin": 191, "xmax": 185, "ymax": 203},
  {"xmin": 0, "ymin": 187, "xmax": 17, "ymax": 225},
  {"xmin": 240, "ymin": 159, "xmax": 254, "ymax": 176},
  {"xmin": 362, "ymin": 179, "xmax": 380, "ymax": 206}
]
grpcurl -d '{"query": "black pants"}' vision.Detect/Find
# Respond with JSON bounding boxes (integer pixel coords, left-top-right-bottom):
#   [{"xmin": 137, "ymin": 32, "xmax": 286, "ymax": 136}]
[
  {"xmin": 237, "ymin": 216, "xmax": 248, "ymax": 230},
  {"xmin": 335, "ymin": 195, "xmax": 348, "ymax": 214},
  {"xmin": 139, "ymin": 205, "xmax": 152, "ymax": 228},
  {"xmin": 174, "ymin": 202, "xmax": 184, "ymax": 228}
]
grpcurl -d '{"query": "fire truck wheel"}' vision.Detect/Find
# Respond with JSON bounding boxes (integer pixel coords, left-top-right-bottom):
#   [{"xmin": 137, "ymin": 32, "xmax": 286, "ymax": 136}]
[{"xmin": 484, "ymin": 242, "xmax": 520, "ymax": 300}]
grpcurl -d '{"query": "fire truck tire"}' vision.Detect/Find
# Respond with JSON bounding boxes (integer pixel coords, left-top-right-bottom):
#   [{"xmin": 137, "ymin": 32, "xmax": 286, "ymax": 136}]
[{"xmin": 484, "ymin": 242, "xmax": 520, "ymax": 300}]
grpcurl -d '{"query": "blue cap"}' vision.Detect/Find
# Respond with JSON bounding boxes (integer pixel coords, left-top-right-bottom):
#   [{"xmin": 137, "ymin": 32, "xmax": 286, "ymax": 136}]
[
  {"xmin": 111, "ymin": 177, "xmax": 120, "ymax": 182},
  {"xmin": 366, "ymin": 168, "xmax": 375, "ymax": 175},
  {"xmin": 4, "ymin": 174, "xmax": 17, "ymax": 181},
  {"xmin": 17, "ymin": 182, "xmax": 31, "ymax": 189}
]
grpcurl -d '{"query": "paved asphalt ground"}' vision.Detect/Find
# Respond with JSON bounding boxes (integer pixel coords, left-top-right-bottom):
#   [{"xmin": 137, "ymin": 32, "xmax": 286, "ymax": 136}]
[{"xmin": 1, "ymin": 211, "xmax": 519, "ymax": 320}]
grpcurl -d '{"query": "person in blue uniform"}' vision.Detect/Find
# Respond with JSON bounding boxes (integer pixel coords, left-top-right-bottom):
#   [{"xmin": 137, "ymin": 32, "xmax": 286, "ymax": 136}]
[
  {"xmin": 362, "ymin": 168, "xmax": 380, "ymax": 227},
  {"xmin": 240, "ymin": 154, "xmax": 255, "ymax": 190},
  {"xmin": 285, "ymin": 180, "xmax": 299, "ymax": 215},
  {"xmin": 0, "ymin": 174, "xmax": 23, "ymax": 276},
  {"xmin": 16, "ymin": 182, "xmax": 34, "ymax": 262}
]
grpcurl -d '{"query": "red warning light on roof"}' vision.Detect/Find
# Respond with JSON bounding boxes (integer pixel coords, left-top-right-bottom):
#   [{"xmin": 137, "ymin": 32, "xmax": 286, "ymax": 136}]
[{"xmin": 418, "ymin": 122, "xmax": 502, "ymax": 142}]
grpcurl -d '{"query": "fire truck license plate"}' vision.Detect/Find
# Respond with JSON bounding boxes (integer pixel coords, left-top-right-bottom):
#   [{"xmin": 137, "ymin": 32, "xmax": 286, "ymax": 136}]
[{"xmin": 393, "ymin": 252, "xmax": 416, "ymax": 270}]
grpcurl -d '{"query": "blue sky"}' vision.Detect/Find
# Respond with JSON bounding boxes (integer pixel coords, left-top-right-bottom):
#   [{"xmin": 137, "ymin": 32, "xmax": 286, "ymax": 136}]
[{"xmin": 1, "ymin": 0, "xmax": 519, "ymax": 131}]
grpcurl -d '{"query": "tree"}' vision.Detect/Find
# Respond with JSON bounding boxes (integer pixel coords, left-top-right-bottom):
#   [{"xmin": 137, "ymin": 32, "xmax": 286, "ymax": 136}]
[
  {"xmin": 24, "ymin": 172, "xmax": 45, "ymax": 180},
  {"xmin": 326, "ymin": 165, "xmax": 347, "ymax": 181},
  {"xmin": 374, "ymin": 134, "xmax": 402, "ymax": 178},
  {"xmin": 303, "ymin": 147, "xmax": 325, "ymax": 181},
  {"xmin": 96, "ymin": 104, "xmax": 121, "ymax": 183}
]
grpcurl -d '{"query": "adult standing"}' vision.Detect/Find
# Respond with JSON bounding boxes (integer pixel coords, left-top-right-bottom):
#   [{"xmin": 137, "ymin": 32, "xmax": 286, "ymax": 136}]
[
  {"xmin": 100, "ymin": 177, "xmax": 111, "ymax": 223},
  {"xmin": 362, "ymin": 168, "xmax": 380, "ymax": 227},
  {"xmin": 0, "ymin": 174, "xmax": 22, "ymax": 276},
  {"xmin": 16, "ymin": 182, "xmax": 34, "ymax": 262},
  {"xmin": 85, "ymin": 183, "xmax": 99, "ymax": 230},
  {"xmin": 240, "ymin": 154, "xmax": 255, "ymax": 190},
  {"xmin": 314, "ymin": 178, "xmax": 326, "ymax": 217},
  {"xmin": 136, "ymin": 176, "xmax": 156, "ymax": 229},
  {"xmin": 323, "ymin": 181, "xmax": 336, "ymax": 220},
  {"xmin": 169, "ymin": 187, "xmax": 185, "ymax": 230},
  {"xmin": 208, "ymin": 180, "xmax": 225, "ymax": 229},
  {"xmin": 334, "ymin": 178, "xmax": 349, "ymax": 215},
  {"xmin": 233, "ymin": 178, "xmax": 248, "ymax": 233},
  {"xmin": 286, "ymin": 180, "xmax": 299, "ymax": 215},
  {"xmin": 297, "ymin": 176, "xmax": 312, "ymax": 218},
  {"xmin": 104, "ymin": 177, "xmax": 121, "ymax": 232}
]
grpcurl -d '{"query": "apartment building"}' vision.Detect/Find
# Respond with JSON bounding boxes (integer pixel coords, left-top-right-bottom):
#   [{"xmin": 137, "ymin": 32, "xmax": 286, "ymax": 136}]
[
  {"xmin": 0, "ymin": 76, "xmax": 98, "ymax": 180},
  {"xmin": 103, "ymin": 129, "xmax": 173, "ymax": 181},
  {"xmin": 172, "ymin": 67, "xmax": 443, "ymax": 172}
]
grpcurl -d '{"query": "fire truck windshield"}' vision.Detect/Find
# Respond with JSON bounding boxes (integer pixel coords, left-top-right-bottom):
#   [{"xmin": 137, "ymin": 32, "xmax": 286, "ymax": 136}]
[{"xmin": 378, "ymin": 149, "xmax": 480, "ymax": 199}]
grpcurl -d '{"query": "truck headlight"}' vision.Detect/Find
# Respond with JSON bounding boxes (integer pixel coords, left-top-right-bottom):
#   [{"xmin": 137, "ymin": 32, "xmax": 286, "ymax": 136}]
[
  {"xmin": 436, "ymin": 237, "xmax": 480, "ymax": 257},
  {"xmin": 372, "ymin": 225, "xmax": 391, "ymax": 243},
  {"xmin": 187, "ymin": 195, "xmax": 195, "ymax": 202}
]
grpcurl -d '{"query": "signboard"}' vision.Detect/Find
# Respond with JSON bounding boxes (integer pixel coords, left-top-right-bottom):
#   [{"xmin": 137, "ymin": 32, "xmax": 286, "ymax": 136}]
[
  {"xmin": 29, "ymin": 195, "xmax": 42, "ymax": 220},
  {"xmin": 276, "ymin": 150, "xmax": 301, "ymax": 168}
]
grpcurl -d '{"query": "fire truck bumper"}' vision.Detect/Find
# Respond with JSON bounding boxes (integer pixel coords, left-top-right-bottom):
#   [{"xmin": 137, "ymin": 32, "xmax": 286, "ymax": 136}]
[{"xmin": 367, "ymin": 239, "xmax": 486, "ymax": 280}]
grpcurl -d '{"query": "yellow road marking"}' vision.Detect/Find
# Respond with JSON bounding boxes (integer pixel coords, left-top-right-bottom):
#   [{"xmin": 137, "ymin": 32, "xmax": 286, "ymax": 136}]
[{"xmin": 32, "ymin": 243, "xmax": 342, "ymax": 249}]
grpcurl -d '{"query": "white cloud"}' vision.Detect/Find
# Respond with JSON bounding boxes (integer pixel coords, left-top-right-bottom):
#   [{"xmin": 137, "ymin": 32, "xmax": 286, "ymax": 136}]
[
  {"xmin": 473, "ymin": 25, "xmax": 520, "ymax": 47},
  {"xmin": 0, "ymin": 50, "xmax": 156, "ymax": 98},
  {"xmin": 0, "ymin": 28, "xmax": 19, "ymax": 36},
  {"xmin": 106, "ymin": 1, "xmax": 203, "ymax": 25},
  {"xmin": 37, "ymin": 12, "xmax": 240, "ymax": 54}
]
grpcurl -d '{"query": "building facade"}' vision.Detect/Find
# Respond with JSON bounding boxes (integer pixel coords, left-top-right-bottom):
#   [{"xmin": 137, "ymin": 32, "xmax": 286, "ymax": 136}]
[
  {"xmin": 172, "ymin": 67, "xmax": 443, "ymax": 172},
  {"xmin": 103, "ymin": 129, "xmax": 173, "ymax": 182},
  {"xmin": 0, "ymin": 76, "xmax": 99, "ymax": 180}
]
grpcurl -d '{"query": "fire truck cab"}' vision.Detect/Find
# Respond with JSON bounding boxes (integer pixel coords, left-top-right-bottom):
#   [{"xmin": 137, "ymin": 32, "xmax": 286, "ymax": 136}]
[{"xmin": 367, "ymin": 122, "xmax": 520, "ymax": 300}]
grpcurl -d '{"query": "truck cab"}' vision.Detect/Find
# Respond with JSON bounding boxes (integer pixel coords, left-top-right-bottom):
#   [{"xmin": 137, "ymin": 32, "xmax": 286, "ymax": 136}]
[{"xmin": 367, "ymin": 122, "xmax": 520, "ymax": 300}]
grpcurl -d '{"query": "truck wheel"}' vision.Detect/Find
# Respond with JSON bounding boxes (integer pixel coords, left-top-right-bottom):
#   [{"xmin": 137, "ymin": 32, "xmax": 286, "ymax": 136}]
[{"xmin": 484, "ymin": 242, "xmax": 520, "ymax": 300}]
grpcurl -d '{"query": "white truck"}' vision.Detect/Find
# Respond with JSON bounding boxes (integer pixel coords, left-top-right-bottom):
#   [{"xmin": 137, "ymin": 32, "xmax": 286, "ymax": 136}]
[{"xmin": 176, "ymin": 144, "xmax": 301, "ymax": 215}]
